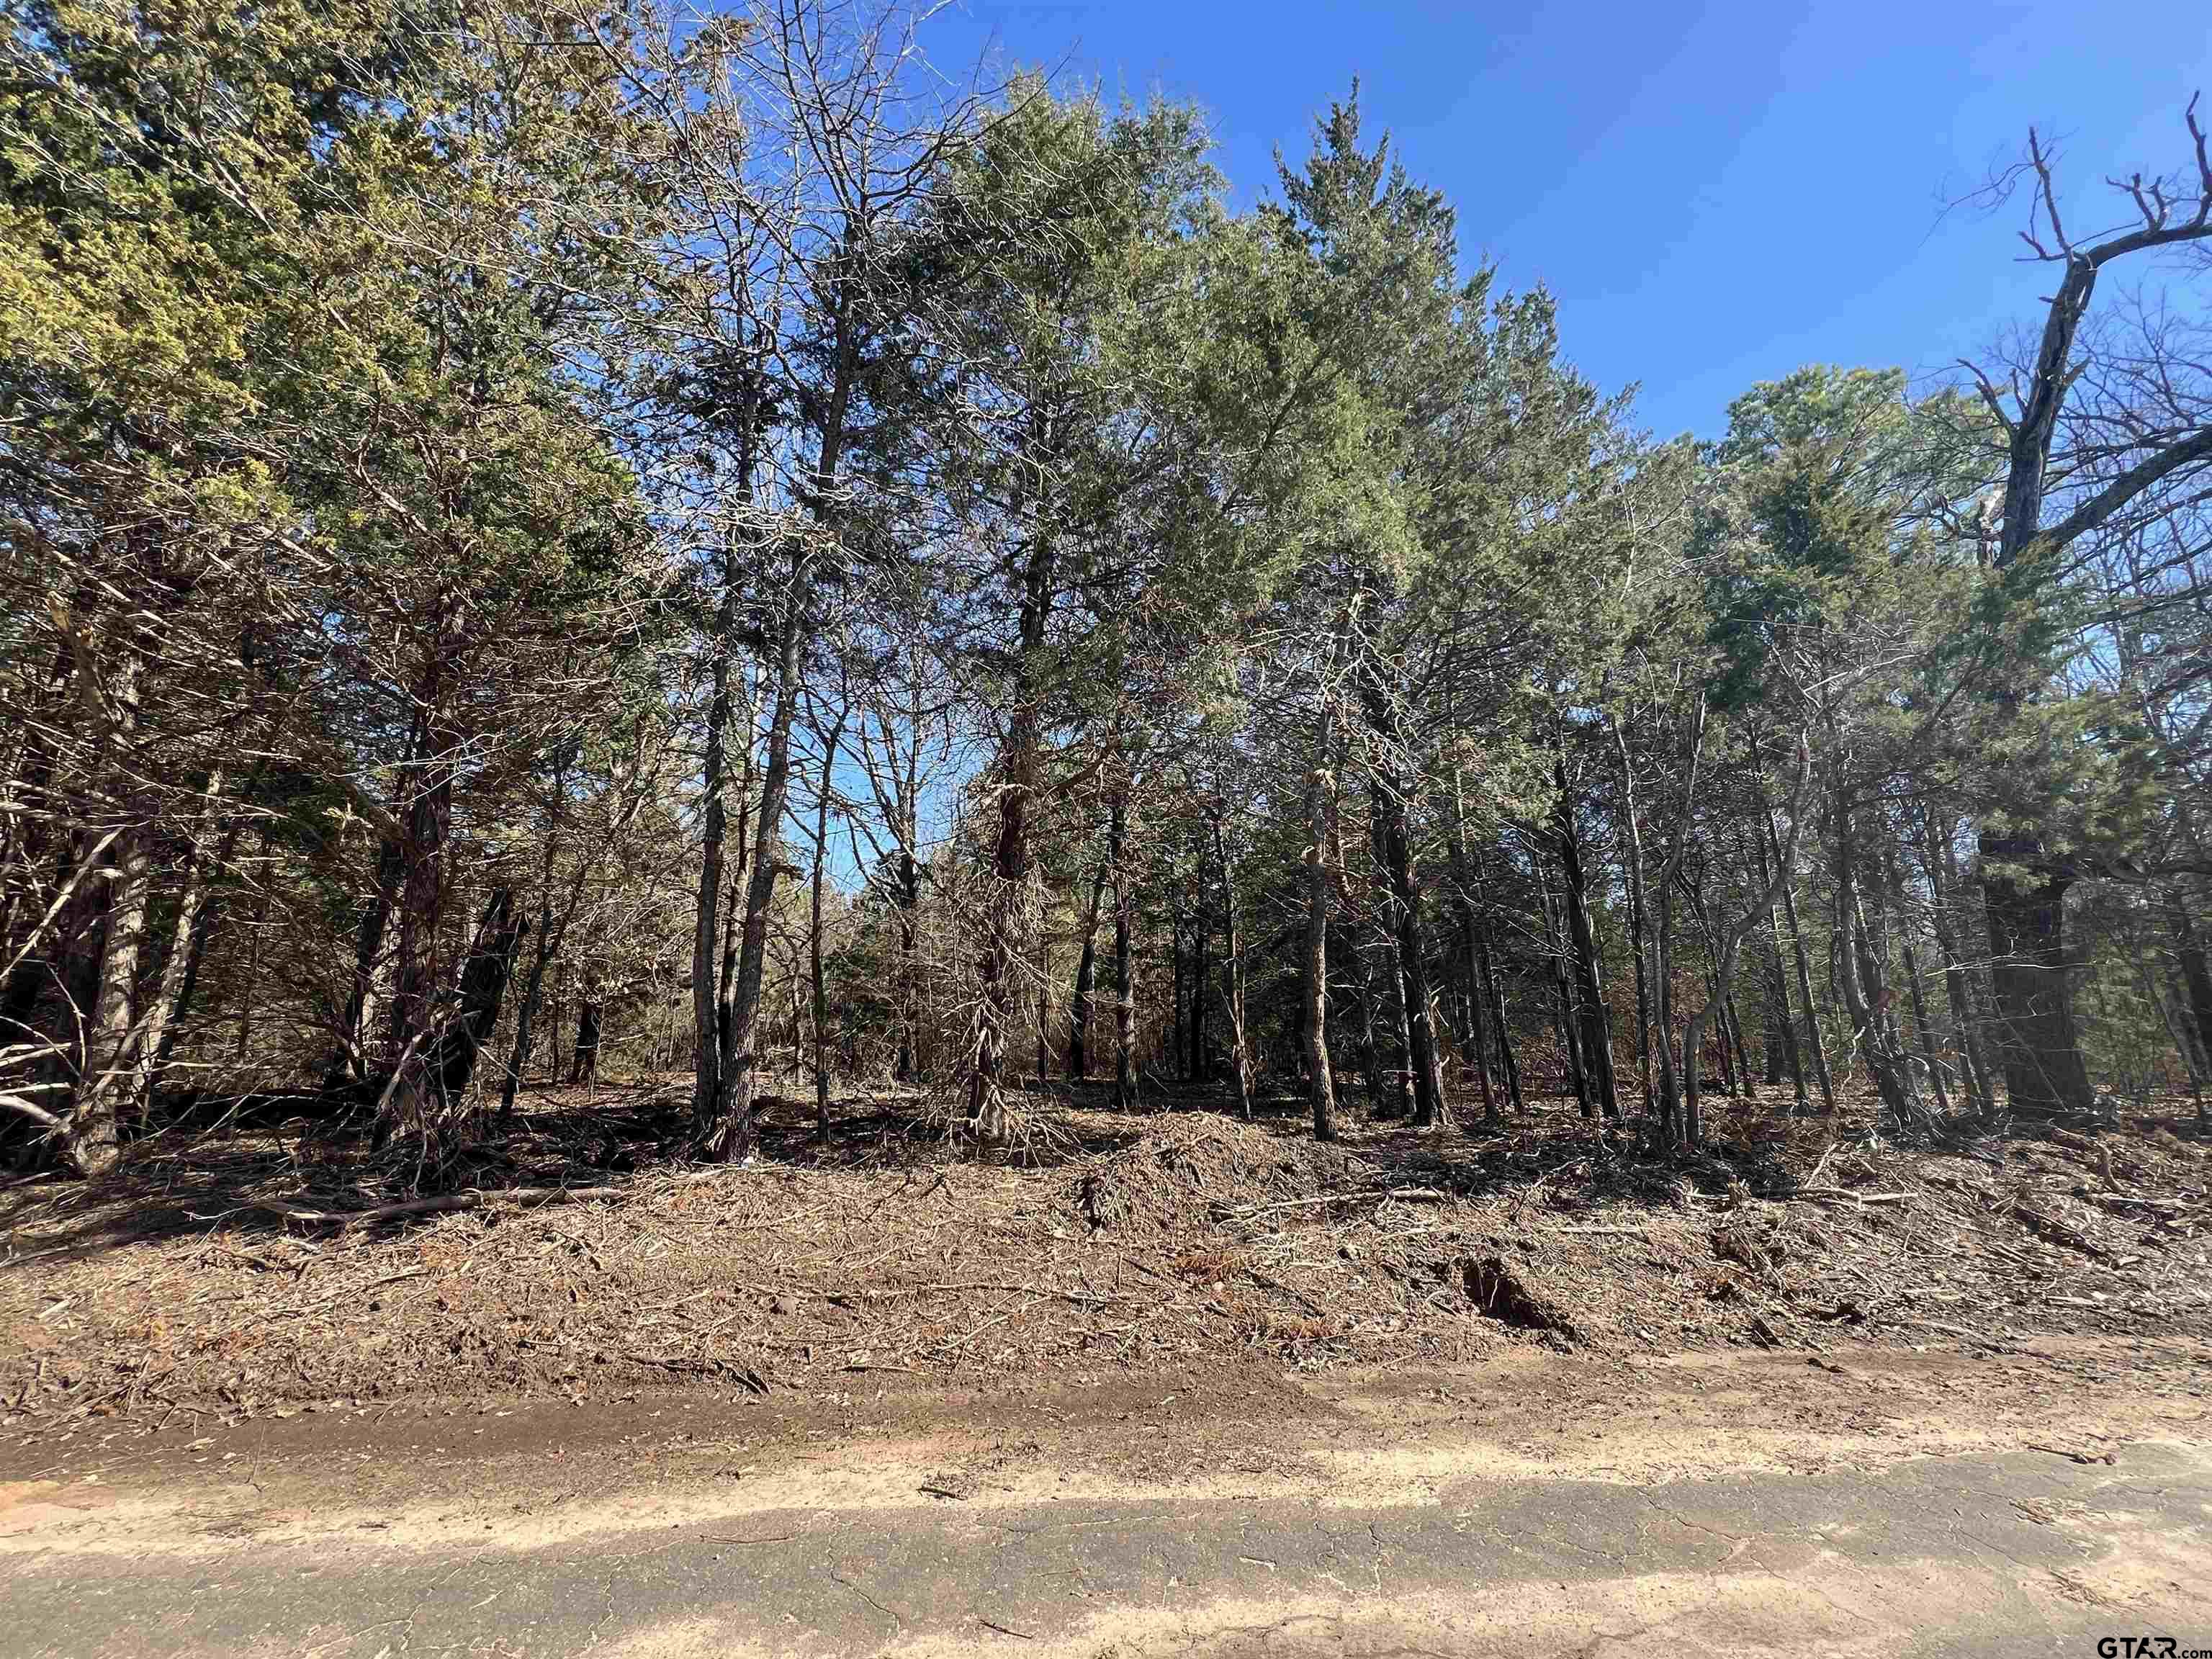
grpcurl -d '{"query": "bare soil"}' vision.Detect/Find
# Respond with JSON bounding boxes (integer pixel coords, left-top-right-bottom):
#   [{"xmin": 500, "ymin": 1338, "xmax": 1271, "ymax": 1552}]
[
  {"xmin": 6, "ymin": 1337, "xmax": 2206, "ymax": 1659},
  {"xmin": 4, "ymin": 1080, "xmax": 2210, "ymax": 1442},
  {"xmin": 4, "ymin": 1339, "xmax": 2208, "ymax": 1552}
]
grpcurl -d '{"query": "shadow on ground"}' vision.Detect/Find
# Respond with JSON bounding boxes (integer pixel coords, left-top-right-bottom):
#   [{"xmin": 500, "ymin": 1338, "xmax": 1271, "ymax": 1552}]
[{"xmin": 7, "ymin": 1066, "xmax": 2201, "ymax": 1264}]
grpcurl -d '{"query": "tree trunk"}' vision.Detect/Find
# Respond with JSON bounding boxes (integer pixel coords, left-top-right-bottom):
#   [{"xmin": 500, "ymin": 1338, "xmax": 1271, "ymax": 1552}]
[
  {"xmin": 2172, "ymin": 902, "xmax": 2212, "ymax": 1115},
  {"xmin": 1334, "ymin": 809, "xmax": 1386, "ymax": 1113},
  {"xmin": 1901, "ymin": 929, "xmax": 1952, "ymax": 1117},
  {"xmin": 691, "ymin": 570, "xmax": 744, "ymax": 1136},
  {"xmin": 1924, "ymin": 817, "xmax": 1997, "ymax": 1118},
  {"xmin": 66, "ymin": 633, "xmax": 156, "ymax": 1172},
  {"xmin": 1834, "ymin": 799, "xmax": 1923, "ymax": 1127},
  {"xmin": 1211, "ymin": 805, "xmax": 1254, "ymax": 1120},
  {"xmin": 894, "ymin": 848, "xmax": 920, "ymax": 1084},
  {"xmin": 716, "ymin": 739, "xmax": 756, "ymax": 1094},
  {"xmin": 1761, "ymin": 777, "xmax": 1835, "ymax": 1117},
  {"xmin": 1168, "ymin": 902, "xmax": 1186, "ymax": 1082},
  {"xmin": 1969, "ymin": 246, "xmax": 2115, "ymax": 1120},
  {"xmin": 1302, "ymin": 750, "xmax": 1338, "ymax": 1143},
  {"xmin": 1748, "ymin": 817, "xmax": 1807, "ymax": 1110},
  {"xmin": 1705, "ymin": 959, "xmax": 1736, "ymax": 1096},
  {"xmin": 1370, "ymin": 772, "xmax": 1447, "ymax": 1127},
  {"xmin": 230, "ymin": 835, "xmax": 273, "ymax": 1064},
  {"xmin": 1378, "ymin": 925, "xmax": 1415, "ymax": 1120},
  {"xmin": 1979, "ymin": 840, "xmax": 2094, "ymax": 1115},
  {"xmin": 548, "ymin": 960, "xmax": 565, "ymax": 1084},
  {"xmin": 1752, "ymin": 814, "xmax": 1804, "ymax": 1110},
  {"xmin": 1552, "ymin": 746, "xmax": 1619, "ymax": 1119},
  {"xmin": 1350, "ymin": 931, "xmax": 1385, "ymax": 1112},
  {"xmin": 968, "ymin": 532, "xmax": 1055, "ymax": 1143},
  {"xmin": 501, "ymin": 907, "xmax": 556, "ymax": 1116},
  {"xmin": 66, "ymin": 827, "xmax": 150, "ymax": 1175},
  {"xmin": 1681, "ymin": 734, "xmax": 1813, "ymax": 1148},
  {"xmin": 1447, "ymin": 771, "xmax": 1498, "ymax": 1124},
  {"xmin": 1610, "ymin": 713, "xmax": 1658, "ymax": 1123},
  {"xmin": 569, "ymin": 1002, "xmax": 601, "ymax": 1083},
  {"xmin": 970, "ymin": 729, "xmax": 1032, "ymax": 1140},
  {"xmin": 1887, "ymin": 842, "xmax": 1951, "ymax": 1118},
  {"xmin": 1035, "ymin": 930, "xmax": 1051, "ymax": 1087},
  {"xmin": 810, "ymin": 707, "xmax": 846, "ymax": 1142},
  {"xmin": 1111, "ymin": 792, "xmax": 1136, "ymax": 1110},
  {"xmin": 143, "ymin": 767, "xmax": 234, "ymax": 1083},
  {"xmin": 1724, "ymin": 988, "xmax": 1755, "ymax": 1098},
  {"xmin": 1068, "ymin": 858, "xmax": 1106, "ymax": 1082},
  {"xmin": 387, "ymin": 720, "xmax": 457, "ymax": 1108},
  {"xmin": 1540, "ymin": 873, "xmax": 1589, "ymax": 1115},
  {"xmin": 1477, "ymin": 922, "xmax": 1524, "ymax": 1116},
  {"xmin": 1187, "ymin": 875, "xmax": 1208, "ymax": 1082},
  {"xmin": 501, "ymin": 745, "xmax": 570, "ymax": 1119},
  {"xmin": 1762, "ymin": 974, "xmax": 1786, "ymax": 1087},
  {"xmin": 431, "ymin": 887, "xmax": 527, "ymax": 1107},
  {"xmin": 703, "ymin": 547, "xmax": 809, "ymax": 1163},
  {"xmin": 1678, "ymin": 999, "xmax": 1707, "ymax": 1151},
  {"xmin": 330, "ymin": 835, "xmax": 405, "ymax": 1090}
]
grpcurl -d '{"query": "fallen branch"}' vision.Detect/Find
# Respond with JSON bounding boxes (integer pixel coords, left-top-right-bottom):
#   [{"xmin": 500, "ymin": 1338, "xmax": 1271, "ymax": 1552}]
[
  {"xmin": 1213, "ymin": 1187, "xmax": 1452, "ymax": 1220},
  {"xmin": 2084, "ymin": 1192, "xmax": 2188, "ymax": 1214},
  {"xmin": 1245, "ymin": 1267, "xmax": 1326, "ymax": 1317},
  {"xmin": 1786, "ymin": 1188, "xmax": 1916, "ymax": 1205},
  {"xmin": 1542, "ymin": 1224, "xmax": 1651, "ymax": 1238},
  {"xmin": 827, "ymin": 1281, "xmax": 1125, "ymax": 1307},
  {"xmin": 628, "ymin": 1353, "xmax": 769, "ymax": 1393},
  {"xmin": 2010, "ymin": 1200, "xmax": 2108, "ymax": 1259},
  {"xmin": 2023, "ymin": 1440, "xmax": 2116, "ymax": 1466},
  {"xmin": 2041, "ymin": 1126, "xmax": 2106, "ymax": 1157},
  {"xmin": 255, "ymin": 1185, "xmax": 625, "ymax": 1225},
  {"xmin": 0, "ymin": 1089, "xmax": 65, "ymax": 1130}
]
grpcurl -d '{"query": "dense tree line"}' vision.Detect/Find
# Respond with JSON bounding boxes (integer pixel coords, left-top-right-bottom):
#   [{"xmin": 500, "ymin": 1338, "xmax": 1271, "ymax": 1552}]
[{"xmin": 5, "ymin": 0, "xmax": 2211, "ymax": 1178}]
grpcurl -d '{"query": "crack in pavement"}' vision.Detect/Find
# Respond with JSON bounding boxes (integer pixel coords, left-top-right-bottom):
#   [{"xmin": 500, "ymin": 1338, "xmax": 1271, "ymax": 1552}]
[
  {"xmin": 1635, "ymin": 1485, "xmax": 1750, "ymax": 1557},
  {"xmin": 827, "ymin": 1564, "xmax": 905, "ymax": 1634}
]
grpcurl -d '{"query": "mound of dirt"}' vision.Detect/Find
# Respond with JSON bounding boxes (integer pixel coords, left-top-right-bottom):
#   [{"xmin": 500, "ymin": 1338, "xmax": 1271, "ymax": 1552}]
[
  {"xmin": 6, "ymin": 1082, "xmax": 2210, "ymax": 1439},
  {"xmin": 1073, "ymin": 1115, "xmax": 1372, "ymax": 1236}
]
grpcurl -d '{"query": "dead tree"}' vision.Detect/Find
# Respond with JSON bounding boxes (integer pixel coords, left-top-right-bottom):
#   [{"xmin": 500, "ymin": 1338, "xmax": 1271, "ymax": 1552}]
[{"xmin": 1964, "ymin": 96, "xmax": 2212, "ymax": 1113}]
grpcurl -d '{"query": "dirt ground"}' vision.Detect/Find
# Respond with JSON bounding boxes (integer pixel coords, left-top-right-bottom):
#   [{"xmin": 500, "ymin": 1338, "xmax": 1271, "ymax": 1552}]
[
  {"xmin": 4, "ymin": 1079, "xmax": 2209, "ymax": 1443},
  {"xmin": 6, "ymin": 1334, "xmax": 2208, "ymax": 1659},
  {"xmin": 4, "ymin": 1336, "xmax": 2208, "ymax": 1547}
]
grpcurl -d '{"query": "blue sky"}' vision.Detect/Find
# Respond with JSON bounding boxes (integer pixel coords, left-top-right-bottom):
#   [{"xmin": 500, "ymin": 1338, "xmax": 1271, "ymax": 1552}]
[{"xmin": 923, "ymin": 0, "xmax": 2212, "ymax": 441}]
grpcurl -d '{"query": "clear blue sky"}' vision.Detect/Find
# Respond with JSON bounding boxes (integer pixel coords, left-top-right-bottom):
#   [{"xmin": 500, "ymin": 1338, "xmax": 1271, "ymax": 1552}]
[{"xmin": 923, "ymin": 0, "xmax": 2212, "ymax": 441}]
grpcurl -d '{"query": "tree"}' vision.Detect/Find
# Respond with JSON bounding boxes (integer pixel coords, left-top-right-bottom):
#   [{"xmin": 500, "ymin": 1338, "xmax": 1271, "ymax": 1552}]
[{"xmin": 1961, "ymin": 98, "xmax": 2212, "ymax": 1112}]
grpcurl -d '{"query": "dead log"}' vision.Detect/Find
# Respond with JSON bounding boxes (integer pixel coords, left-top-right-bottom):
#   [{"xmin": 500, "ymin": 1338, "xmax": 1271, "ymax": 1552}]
[
  {"xmin": 1461, "ymin": 1254, "xmax": 1579, "ymax": 1339},
  {"xmin": 2010, "ymin": 1199, "xmax": 2108, "ymax": 1259}
]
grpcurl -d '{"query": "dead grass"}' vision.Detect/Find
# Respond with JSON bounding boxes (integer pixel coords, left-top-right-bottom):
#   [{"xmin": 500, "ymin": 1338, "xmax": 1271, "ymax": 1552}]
[{"xmin": 3, "ymin": 1078, "xmax": 2208, "ymax": 1438}]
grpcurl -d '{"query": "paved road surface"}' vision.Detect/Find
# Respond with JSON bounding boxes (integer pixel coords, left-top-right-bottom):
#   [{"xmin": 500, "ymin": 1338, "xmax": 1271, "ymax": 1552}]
[{"xmin": 5, "ymin": 1438, "xmax": 2208, "ymax": 1655}]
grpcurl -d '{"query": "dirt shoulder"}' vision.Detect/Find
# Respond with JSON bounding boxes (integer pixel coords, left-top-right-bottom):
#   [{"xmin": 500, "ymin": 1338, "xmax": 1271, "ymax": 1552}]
[
  {"xmin": 1, "ymin": 1340, "xmax": 2208, "ymax": 1659},
  {"xmin": 4, "ymin": 1337, "xmax": 2206, "ymax": 1563}
]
